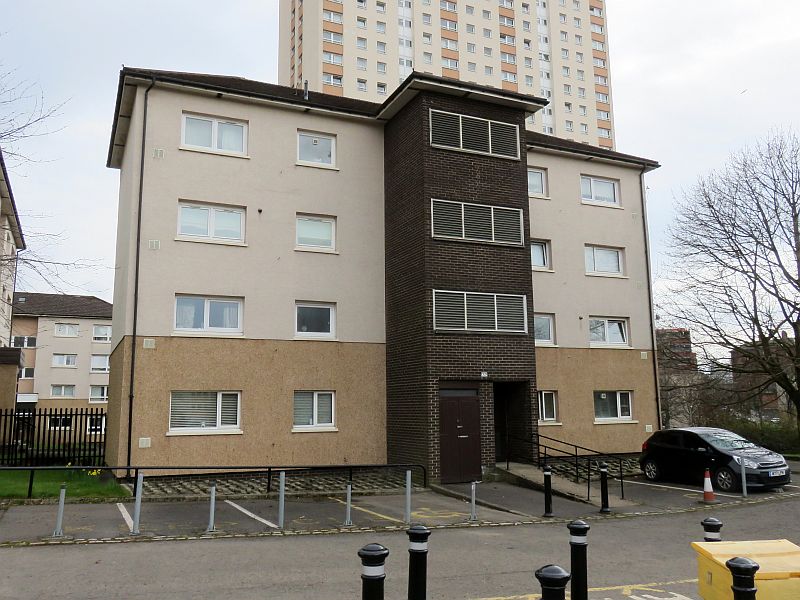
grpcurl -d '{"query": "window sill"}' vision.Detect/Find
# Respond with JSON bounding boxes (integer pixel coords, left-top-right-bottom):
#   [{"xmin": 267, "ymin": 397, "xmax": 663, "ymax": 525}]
[
  {"xmin": 291, "ymin": 426, "xmax": 339, "ymax": 433},
  {"xmin": 532, "ymin": 267, "xmax": 554, "ymax": 273},
  {"xmin": 538, "ymin": 421, "xmax": 562, "ymax": 426},
  {"xmin": 179, "ymin": 146, "xmax": 250, "ymax": 160},
  {"xmin": 581, "ymin": 200, "xmax": 623, "ymax": 210},
  {"xmin": 52, "ymin": 366, "xmax": 78, "ymax": 369},
  {"xmin": 432, "ymin": 235, "xmax": 525, "ymax": 248},
  {"xmin": 89, "ymin": 400, "xmax": 109, "ymax": 404},
  {"xmin": 175, "ymin": 237, "xmax": 248, "ymax": 248},
  {"xmin": 434, "ymin": 329, "xmax": 528, "ymax": 336},
  {"xmin": 91, "ymin": 371, "xmax": 110, "ymax": 374},
  {"xmin": 294, "ymin": 335, "xmax": 338, "ymax": 341},
  {"xmin": 593, "ymin": 419, "xmax": 638, "ymax": 425},
  {"xmin": 295, "ymin": 161, "xmax": 339, "ymax": 171},
  {"xmin": 92, "ymin": 340, "xmax": 112, "ymax": 344},
  {"xmin": 172, "ymin": 331, "xmax": 244, "ymax": 338},
  {"xmin": 166, "ymin": 429, "xmax": 243, "ymax": 437},
  {"xmin": 589, "ymin": 343, "xmax": 631, "ymax": 350},
  {"xmin": 295, "ymin": 247, "xmax": 339, "ymax": 255},
  {"xmin": 586, "ymin": 272, "xmax": 628, "ymax": 279},
  {"xmin": 528, "ymin": 194, "xmax": 551, "ymax": 201},
  {"xmin": 534, "ymin": 342, "xmax": 558, "ymax": 348}
]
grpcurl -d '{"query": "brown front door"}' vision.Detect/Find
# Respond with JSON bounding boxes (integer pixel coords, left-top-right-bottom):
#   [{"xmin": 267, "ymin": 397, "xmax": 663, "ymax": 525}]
[{"xmin": 439, "ymin": 389, "xmax": 482, "ymax": 484}]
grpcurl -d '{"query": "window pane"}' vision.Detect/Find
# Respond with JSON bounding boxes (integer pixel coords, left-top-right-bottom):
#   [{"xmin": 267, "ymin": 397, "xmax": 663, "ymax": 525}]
[
  {"xmin": 297, "ymin": 306, "xmax": 332, "ymax": 334},
  {"xmin": 293, "ymin": 391, "xmax": 314, "ymax": 426},
  {"xmin": 533, "ymin": 315, "xmax": 552, "ymax": 341},
  {"xmin": 220, "ymin": 393, "xmax": 239, "ymax": 426},
  {"xmin": 91, "ymin": 355, "xmax": 109, "ymax": 370},
  {"xmin": 299, "ymin": 133, "xmax": 334, "ymax": 165},
  {"xmin": 176, "ymin": 297, "xmax": 205, "ymax": 329},
  {"xmin": 540, "ymin": 392, "xmax": 556, "ymax": 420},
  {"xmin": 528, "ymin": 170, "xmax": 544, "ymax": 195},
  {"xmin": 317, "ymin": 392, "xmax": 334, "ymax": 425},
  {"xmin": 208, "ymin": 301, "xmax": 240, "ymax": 329},
  {"xmin": 185, "ymin": 117, "xmax": 213, "ymax": 148},
  {"xmin": 580, "ymin": 176, "xmax": 592, "ymax": 199},
  {"xmin": 607, "ymin": 320, "xmax": 626, "ymax": 343},
  {"xmin": 619, "ymin": 392, "xmax": 631, "ymax": 417},
  {"xmin": 93, "ymin": 325, "xmax": 111, "ymax": 340},
  {"xmin": 297, "ymin": 218, "xmax": 334, "ymax": 248},
  {"xmin": 180, "ymin": 206, "xmax": 210, "ymax": 237},
  {"xmin": 593, "ymin": 179, "xmax": 616, "ymax": 203},
  {"xmin": 170, "ymin": 391, "xmax": 218, "ymax": 429},
  {"xmin": 594, "ymin": 248, "xmax": 620, "ymax": 272},
  {"xmin": 213, "ymin": 209, "xmax": 243, "ymax": 240},
  {"xmin": 217, "ymin": 122, "xmax": 244, "ymax": 152},
  {"xmin": 589, "ymin": 319, "xmax": 606, "ymax": 342},
  {"xmin": 531, "ymin": 242, "xmax": 547, "ymax": 267},
  {"xmin": 584, "ymin": 246, "xmax": 595, "ymax": 272},
  {"xmin": 593, "ymin": 391, "xmax": 617, "ymax": 418}
]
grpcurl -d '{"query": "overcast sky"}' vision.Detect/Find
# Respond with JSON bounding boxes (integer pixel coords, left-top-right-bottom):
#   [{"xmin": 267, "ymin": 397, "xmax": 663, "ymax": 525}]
[{"xmin": 2, "ymin": 1, "xmax": 799, "ymax": 301}]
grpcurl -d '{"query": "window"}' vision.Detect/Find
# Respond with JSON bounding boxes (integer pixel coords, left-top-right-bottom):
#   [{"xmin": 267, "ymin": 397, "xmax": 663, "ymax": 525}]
[
  {"xmin": 357, "ymin": 57, "xmax": 368, "ymax": 71},
  {"xmin": 579, "ymin": 105, "xmax": 587, "ymax": 116},
  {"xmin": 467, "ymin": 42, "xmax": 476, "ymax": 53},
  {"xmin": 560, "ymin": 31, "xmax": 568, "ymax": 41},
  {"xmin": 580, "ymin": 123, "xmax": 588, "ymax": 134},
  {"xmin": 525, "ymin": 56, "xmax": 533, "ymax": 67},
  {"xmin": 594, "ymin": 391, "xmax": 632, "ymax": 421},
  {"xmin": 581, "ymin": 175, "xmax": 618, "ymax": 204},
  {"xmin": 501, "ymin": 71, "xmax": 517, "ymax": 83},
  {"xmin": 376, "ymin": 21, "xmax": 386, "ymax": 33},
  {"xmin": 530, "ymin": 240, "xmax": 551, "ymax": 269},
  {"xmin": 377, "ymin": 1, "xmax": 386, "ymax": 11},
  {"xmin": 596, "ymin": 91, "xmax": 609, "ymax": 103},
  {"xmin": 357, "ymin": 79, "xmax": 368, "ymax": 92},
  {"xmin": 576, "ymin": 52, "xmax": 583, "ymax": 63},
  {"xmin": 323, "ymin": 9, "xmax": 343, "ymax": 23},
  {"xmin": 467, "ymin": 23, "xmax": 475, "ymax": 33},
  {"xmin": 357, "ymin": 16, "xmax": 367, "ymax": 28},
  {"xmin": 93, "ymin": 325, "xmax": 112, "ymax": 342},
  {"xmin": 169, "ymin": 391, "xmax": 241, "ymax": 432},
  {"xmin": 527, "ymin": 168, "xmax": 547, "ymax": 196},
  {"xmin": 564, "ymin": 102, "xmax": 572, "ymax": 113},
  {"xmin": 441, "ymin": 18, "xmax": 458, "ymax": 31},
  {"xmin": 441, "ymin": 38, "xmax": 458, "ymax": 50},
  {"xmin": 431, "ymin": 199, "xmax": 523, "ymax": 245},
  {"xmin": 499, "ymin": 33, "xmax": 515, "ymax": 45},
  {"xmin": 499, "ymin": 15, "xmax": 514, "ymax": 26},
  {"xmin": 293, "ymin": 391, "xmax": 335, "ymax": 429},
  {"xmin": 484, "ymin": 46, "xmax": 493, "ymax": 56},
  {"xmin": 377, "ymin": 41, "xmax": 387, "ymax": 53},
  {"xmin": 322, "ymin": 51, "xmax": 343, "ymax": 65},
  {"xmin": 175, "ymin": 296, "xmax": 243, "ymax": 334},
  {"xmin": 87, "ymin": 415, "xmax": 106, "ymax": 434},
  {"xmin": 429, "ymin": 110, "xmax": 520, "ymax": 159},
  {"xmin": 356, "ymin": 36, "xmax": 367, "ymax": 49},
  {"xmin": 525, "ymin": 75, "xmax": 533, "ymax": 86},
  {"xmin": 468, "ymin": 62, "xmax": 477, "ymax": 72},
  {"xmin": 573, "ymin": 17, "xmax": 581, "ymax": 27},
  {"xmin": 483, "ymin": 28, "xmax": 492, "ymax": 38},
  {"xmin": 19, "ymin": 367, "xmax": 34, "ymax": 379},
  {"xmin": 561, "ymin": 48, "xmax": 569, "ymax": 59},
  {"xmin": 485, "ymin": 66, "xmax": 493, "ymax": 75},
  {"xmin": 49, "ymin": 416, "xmax": 72, "ymax": 430},
  {"xmin": 51, "ymin": 385, "xmax": 75, "ymax": 398},
  {"xmin": 55, "ymin": 323, "xmax": 78, "ymax": 337},
  {"xmin": 423, "ymin": 32, "xmax": 432, "ymax": 44},
  {"xmin": 482, "ymin": 9, "xmax": 491, "ymax": 18},
  {"xmin": 539, "ymin": 391, "xmax": 558, "ymax": 422},
  {"xmin": 182, "ymin": 114, "xmax": 247, "ymax": 155},
  {"xmin": 577, "ymin": 87, "xmax": 586, "ymax": 98},
  {"xmin": 466, "ymin": 5, "xmax": 475, "ymax": 14},
  {"xmin": 440, "ymin": 0, "xmax": 457, "ymax": 10},
  {"xmin": 296, "ymin": 215, "xmax": 336, "ymax": 251},
  {"xmin": 178, "ymin": 202, "xmax": 244, "ymax": 242},
  {"xmin": 562, "ymin": 66, "xmax": 570, "ymax": 77},
  {"xmin": 563, "ymin": 84, "xmax": 571, "ymax": 95},
  {"xmin": 377, "ymin": 61, "xmax": 387, "ymax": 73},
  {"xmin": 591, "ymin": 23, "xmax": 604, "ymax": 34},
  {"xmin": 595, "ymin": 74, "xmax": 608, "ymax": 85},
  {"xmin": 297, "ymin": 131, "xmax": 336, "ymax": 167},
  {"xmin": 565, "ymin": 120, "xmax": 573, "ymax": 132},
  {"xmin": 357, "ymin": 0, "xmax": 366, "ymax": 6},
  {"xmin": 423, "ymin": 52, "xmax": 432, "ymax": 63},
  {"xmin": 377, "ymin": 82, "xmax": 387, "ymax": 95},
  {"xmin": 590, "ymin": 6, "xmax": 603, "ymax": 16},
  {"xmin": 500, "ymin": 52, "xmax": 516, "ymax": 65},
  {"xmin": 559, "ymin": 13, "xmax": 566, "ymax": 22},
  {"xmin": 585, "ymin": 245, "xmax": 623, "ymax": 274},
  {"xmin": 499, "ymin": 0, "xmax": 513, "ymax": 7},
  {"xmin": 423, "ymin": 12, "xmax": 432, "ymax": 24},
  {"xmin": 52, "ymin": 354, "xmax": 77, "ymax": 368},
  {"xmin": 91, "ymin": 354, "xmax": 110, "ymax": 373},
  {"xmin": 433, "ymin": 290, "xmax": 527, "ymax": 333},
  {"xmin": 296, "ymin": 302, "xmax": 336, "ymax": 339},
  {"xmin": 442, "ymin": 58, "xmax": 459, "ymax": 70},
  {"xmin": 598, "ymin": 127, "xmax": 612, "ymax": 139},
  {"xmin": 12, "ymin": 336, "xmax": 36, "ymax": 348},
  {"xmin": 598, "ymin": 110, "xmax": 610, "ymax": 120},
  {"xmin": 592, "ymin": 40, "xmax": 605, "ymax": 51},
  {"xmin": 589, "ymin": 317, "xmax": 628, "ymax": 345},
  {"xmin": 577, "ymin": 69, "xmax": 585, "ymax": 81},
  {"xmin": 533, "ymin": 313, "xmax": 555, "ymax": 344},
  {"xmin": 90, "ymin": 385, "xmax": 109, "ymax": 403},
  {"xmin": 594, "ymin": 57, "xmax": 607, "ymax": 68},
  {"xmin": 323, "ymin": 73, "xmax": 343, "ymax": 86}
]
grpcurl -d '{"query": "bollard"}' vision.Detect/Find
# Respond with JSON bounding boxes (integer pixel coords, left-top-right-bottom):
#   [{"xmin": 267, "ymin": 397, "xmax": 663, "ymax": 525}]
[
  {"xmin": 726, "ymin": 556, "xmax": 759, "ymax": 600},
  {"xmin": 701, "ymin": 517, "xmax": 723, "ymax": 542},
  {"xmin": 131, "ymin": 471, "xmax": 143, "ymax": 535},
  {"xmin": 469, "ymin": 481, "xmax": 478, "ymax": 522},
  {"xmin": 741, "ymin": 462, "xmax": 748, "ymax": 498},
  {"xmin": 344, "ymin": 482, "xmax": 354, "ymax": 527},
  {"xmin": 359, "ymin": 543, "xmax": 390, "ymax": 600},
  {"xmin": 407, "ymin": 525, "xmax": 431, "ymax": 600},
  {"xmin": 405, "ymin": 469, "xmax": 412, "ymax": 524},
  {"xmin": 535, "ymin": 564, "xmax": 571, "ymax": 600},
  {"xmin": 52, "ymin": 484, "xmax": 66, "ymax": 538},
  {"xmin": 599, "ymin": 462, "xmax": 610, "ymax": 514},
  {"xmin": 567, "ymin": 520, "xmax": 590, "ymax": 600},
  {"xmin": 543, "ymin": 465, "xmax": 554, "ymax": 518},
  {"xmin": 206, "ymin": 481, "xmax": 217, "ymax": 533},
  {"xmin": 278, "ymin": 470, "xmax": 286, "ymax": 529}
]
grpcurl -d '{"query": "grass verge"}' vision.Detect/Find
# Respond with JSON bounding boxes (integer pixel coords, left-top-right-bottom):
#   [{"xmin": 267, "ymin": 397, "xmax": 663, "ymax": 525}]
[{"xmin": 0, "ymin": 470, "xmax": 128, "ymax": 499}]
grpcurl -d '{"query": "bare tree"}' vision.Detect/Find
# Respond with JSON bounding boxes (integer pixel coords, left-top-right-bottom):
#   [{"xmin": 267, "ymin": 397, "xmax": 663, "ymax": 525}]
[{"xmin": 660, "ymin": 131, "xmax": 800, "ymax": 432}]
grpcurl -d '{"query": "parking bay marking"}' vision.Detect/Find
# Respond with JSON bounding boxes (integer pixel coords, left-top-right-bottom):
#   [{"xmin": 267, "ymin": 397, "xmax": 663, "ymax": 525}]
[
  {"xmin": 478, "ymin": 577, "xmax": 697, "ymax": 600},
  {"xmin": 623, "ymin": 478, "xmax": 739, "ymax": 498},
  {"xmin": 224, "ymin": 500, "xmax": 278, "ymax": 529},
  {"xmin": 328, "ymin": 497, "xmax": 405, "ymax": 524},
  {"xmin": 116, "ymin": 503, "xmax": 134, "ymax": 532}
]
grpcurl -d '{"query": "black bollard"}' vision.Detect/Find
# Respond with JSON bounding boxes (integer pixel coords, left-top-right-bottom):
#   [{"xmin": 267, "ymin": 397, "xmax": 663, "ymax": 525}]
[
  {"xmin": 543, "ymin": 465, "xmax": 554, "ymax": 517},
  {"xmin": 359, "ymin": 543, "xmax": 390, "ymax": 600},
  {"xmin": 535, "ymin": 564, "xmax": 571, "ymax": 600},
  {"xmin": 567, "ymin": 520, "xmax": 590, "ymax": 600},
  {"xmin": 726, "ymin": 557, "xmax": 759, "ymax": 600},
  {"xmin": 701, "ymin": 517, "xmax": 723, "ymax": 542},
  {"xmin": 406, "ymin": 525, "xmax": 431, "ymax": 600},
  {"xmin": 599, "ymin": 462, "xmax": 610, "ymax": 514}
]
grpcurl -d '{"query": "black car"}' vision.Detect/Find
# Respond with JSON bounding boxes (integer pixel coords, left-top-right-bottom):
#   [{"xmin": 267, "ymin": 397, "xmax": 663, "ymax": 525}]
[{"xmin": 639, "ymin": 427, "xmax": 791, "ymax": 492}]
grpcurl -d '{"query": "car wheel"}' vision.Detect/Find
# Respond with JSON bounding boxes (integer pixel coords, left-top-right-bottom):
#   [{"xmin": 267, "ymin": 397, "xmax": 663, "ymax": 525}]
[
  {"xmin": 642, "ymin": 459, "xmax": 660, "ymax": 481},
  {"xmin": 714, "ymin": 467, "xmax": 738, "ymax": 492}
]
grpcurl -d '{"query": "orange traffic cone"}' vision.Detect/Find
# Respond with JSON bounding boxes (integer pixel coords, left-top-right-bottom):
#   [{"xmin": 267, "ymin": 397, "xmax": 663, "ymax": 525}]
[{"xmin": 701, "ymin": 468, "xmax": 720, "ymax": 504}]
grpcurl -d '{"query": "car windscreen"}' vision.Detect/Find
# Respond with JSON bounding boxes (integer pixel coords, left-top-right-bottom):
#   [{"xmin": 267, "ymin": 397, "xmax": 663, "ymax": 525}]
[{"xmin": 697, "ymin": 432, "xmax": 757, "ymax": 450}]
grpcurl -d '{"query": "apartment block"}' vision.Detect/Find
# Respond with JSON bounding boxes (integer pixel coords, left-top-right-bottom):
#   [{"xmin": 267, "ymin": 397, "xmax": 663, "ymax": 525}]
[
  {"xmin": 105, "ymin": 67, "xmax": 656, "ymax": 481},
  {"xmin": 0, "ymin": 148, "xmax": 25, "ymax": 347},
  {"xmin": 279, "ymin": 0, "xmax": 615, "ymax": 148},
  {"xmin": 12, "ymin": 293, "xmax": 113, "ymax": 413}
]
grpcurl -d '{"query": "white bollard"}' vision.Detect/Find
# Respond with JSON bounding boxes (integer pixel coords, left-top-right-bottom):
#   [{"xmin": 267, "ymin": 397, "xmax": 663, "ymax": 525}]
[
  {"xmin": 52, "ymin": 484, "xmax": 66, "ymax": 538},
  {"xmin": 206, "ymin": 482, "xmax": 217, "ymax": 533},
  {"xmin": 469, "ymin": 481, "xmax": 478, "ymax": 522},
  {"xmin": 131, "ymin": 471, "xmax": 143, "ymax": 535},
  {"xmin": 741, "ymin": 462, "xmax": 748, "ymax": 498},
  {"xmin": 344, "ymin": 482, "xmax": 353, "ymax": 527},
  {"xmin": 278, "ymin": 470, "xmax": 286, "ymax": 529},
  {"xmin": 404, "ymin": 469, "xmax": 412, "ymax": 524}
]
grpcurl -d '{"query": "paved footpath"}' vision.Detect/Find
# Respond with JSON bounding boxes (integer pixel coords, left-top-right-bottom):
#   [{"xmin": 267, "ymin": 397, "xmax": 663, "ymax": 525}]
[{"xmin": 1, "ymin": 492, "xmax": 798, "ymax": 599}]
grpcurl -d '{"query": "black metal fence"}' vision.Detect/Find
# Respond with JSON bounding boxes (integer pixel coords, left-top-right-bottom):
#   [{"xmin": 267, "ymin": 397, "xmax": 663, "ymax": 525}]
[{"xmin": 0, "ymin": 408, "xmax": 106, "ymax": 466}]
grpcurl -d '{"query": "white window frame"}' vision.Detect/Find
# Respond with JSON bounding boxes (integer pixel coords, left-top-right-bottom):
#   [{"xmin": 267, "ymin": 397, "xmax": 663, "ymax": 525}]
[
  {"xmin": 585, "ymin": 245, "xmax": 624, "ymax": 276},
  {"xmin": 12, "ymin": 335, "xmax": 36, "ymax": 348},
  {"xmin": 322, "ymin": 51, "xmax": 344, "ymax": 65},
  {"xmin": 323, "ymin": 30, "xmax": 344, "ymax": 44},
  {"xmin": 588, "ymin": 317, "xmax": 629, "ymax": 346},
  {"xmin": 86, "ymin": 415, "xmax": 106, "ymax": 434},
  {"xmin": 295, "ymin": 302, "xmax": 337, "ymax": 340},
  {"xmin": 19, "ymin": 367, "xmax": 34, "ymax": 379},
  {"xmin": 322, "ymin": 72, "xmax": 344, "ymax": 86},
  {"xmin": 174, "ymin": 296, "xmax": 244, "ymax": 335},
  {"xmin": 297, "ymin": 131, "xmax": 337, "ymax": 169},
  {"xmin": 168, "ymin": 391, "xmax": 242, "ymax": 435},
  {"xmin": 177, "ymin": 201, "xmax": 246, "ymax": 244},
  {"xmin": 322, "ymin": 9, "xmax": 343, "ymax": 23},
  {"xmin": 292, "ymin": 391, "xmax": 337, "ymax": 432},
  {"xmin": 54, "ymin": 323, "xmax": 78, "ymax": 338},
  {"xmin": 181, "ymin": 113, "xmax": 248, "ymax": 157},
  {"xmin": 90, "ymin": 385, "xmax": 109, "ymax": 403},
  {"xmin": 527, "ymin": 167, "xmax": 548, "ymax": 197},
  {"xmin": 530, "ymin": 239, "xmax": 551, "ymax": 270},
  {"xmin": 533, "ymin": 313, "xmax": 555, "ymax": 345},
  {"xmin": 594, "ymin": 390, "xmax": 633, "ymax": 422},
  {"xmin": 51, "ymin": 384, "xmax": 76, "ymax": 399},
  {"xmin": 90, "ymin": 354, "xmax": 110, "ymax": 373},
  {"xmin": 52, "ymin": 354, "xmax": 77, "ymax": 368},
  {"xmin": 429, "ymin": 109, "xmax": 520, "ymax": 160},
  {"xmin": 538, "ymin": 390, "xmax": 559, "ymax": 422},
  {"xmin": 430, "ymin": 199, "xmax": 524, "ymax": 246},
  {"xmin": 581, "ymin": 175, "xmax": 619, "ymax": 205},
  {"xmin": 49, "ymin": 416, "xmax": 73, "ymax": 430},
  {"xmin": 432, "ymin": 290, "xmax": 528, "ymax": 333},
  {"xmin": 92, "ymin": 325, "xmax": 112, "ymax": 343},
  {"xmin": 295, "ymin": 214, "xmax": 337, "ymax": 253}
]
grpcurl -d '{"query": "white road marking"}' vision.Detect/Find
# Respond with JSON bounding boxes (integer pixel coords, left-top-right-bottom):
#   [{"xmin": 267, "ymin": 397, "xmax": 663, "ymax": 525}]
[
  {"xmin": 117, "ymin": 503, "xmax": 134, "ymax": 532},
  {"xmin": 224, "ymin": 500, "xmax": 278, "ymax": 528},
  {"xmin": 784, "ymin": 484, "xmax": 800, "ymax": 489},
  {"xmin": 624, "ymin": 479, "xmax": 739, "ymax": 498}
]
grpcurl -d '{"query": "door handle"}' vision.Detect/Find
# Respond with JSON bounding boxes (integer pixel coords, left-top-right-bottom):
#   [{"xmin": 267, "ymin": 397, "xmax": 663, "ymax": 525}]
[
  {"xmin": 457, "ymin": 435, "xmax": 468, "ymax": 439},
  {"xmin": 456, "ymin": 425, "xmax": 464, "ymax": 429}
]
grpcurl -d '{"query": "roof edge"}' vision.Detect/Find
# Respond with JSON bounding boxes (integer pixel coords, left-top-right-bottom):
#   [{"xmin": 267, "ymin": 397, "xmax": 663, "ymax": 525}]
[{"xmin": 0, "ymin": 147, "xmax": 26, "ymax": 250}]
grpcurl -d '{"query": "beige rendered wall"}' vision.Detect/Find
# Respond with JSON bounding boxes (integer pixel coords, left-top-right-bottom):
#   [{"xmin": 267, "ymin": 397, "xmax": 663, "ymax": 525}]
[
  {"xmin": 0, "ymin": 362, "xmax": 17, "ymax": 409},
  {"xmin": 12, "ymin": 316, "xmax": 37, "ymax": 396},
  {"xmin": 107, "ymin": 336, "xmax": 386, "ymax": 469},
  {"xmin": 0, "ymin": 214, "xmax": 17, "ymax": 346}
]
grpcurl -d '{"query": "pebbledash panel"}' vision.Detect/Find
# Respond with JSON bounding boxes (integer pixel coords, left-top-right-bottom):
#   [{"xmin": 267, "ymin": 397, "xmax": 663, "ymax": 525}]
[{"xmin": 384, "ymin": 91, "xmax": 537, "ymax": 484}]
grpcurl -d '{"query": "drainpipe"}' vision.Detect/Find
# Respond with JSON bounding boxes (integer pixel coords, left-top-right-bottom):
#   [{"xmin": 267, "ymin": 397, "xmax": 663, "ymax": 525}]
[
  {"xmin": 639, "ymin": 168, "xmax": 663, "ymax": 430},
  {"xmin": 126, "ymin": 77, "xmax": 156, "ymax": 476}
]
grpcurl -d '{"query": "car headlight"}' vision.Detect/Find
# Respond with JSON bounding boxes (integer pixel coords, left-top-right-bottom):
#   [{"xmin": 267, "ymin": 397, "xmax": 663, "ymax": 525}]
[{"xmin": 733, "ymin": 456, "xmax": 759, "ymax": 469}]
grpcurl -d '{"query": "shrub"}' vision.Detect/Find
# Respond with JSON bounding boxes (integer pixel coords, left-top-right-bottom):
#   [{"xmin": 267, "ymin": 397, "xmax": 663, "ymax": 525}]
[{"xmin": 713, "ymin": 418, "xmax": 800, "ymax": 454}]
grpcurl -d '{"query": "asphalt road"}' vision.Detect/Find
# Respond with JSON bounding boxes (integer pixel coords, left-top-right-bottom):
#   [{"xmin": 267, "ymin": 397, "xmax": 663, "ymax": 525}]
[{"xmin": 1, "ymin": 493, "xmax": 798, "ymax": 599}]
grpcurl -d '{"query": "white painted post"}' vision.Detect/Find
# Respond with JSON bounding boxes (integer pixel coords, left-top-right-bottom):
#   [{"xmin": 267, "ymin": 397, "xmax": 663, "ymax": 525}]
[
  {"xmin": 278, "ymin": 470, "xmax": 286, "ymax": 529},
  {"xmin": 131, "ymin": 471, "xmax": 143, "ymax": 535},
  {"xmin": 52, "ymin": 484, "xmax": 66, "ymax": 538},
  {"xmin": 404, "ymin": 469, "xmax": 412, "ymax": 524}
]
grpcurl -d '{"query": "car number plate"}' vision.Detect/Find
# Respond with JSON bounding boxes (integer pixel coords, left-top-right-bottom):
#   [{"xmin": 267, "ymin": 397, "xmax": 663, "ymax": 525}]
[{"xmin": 769, "ymin": 469, "xmax": 786, "ymax": 477}]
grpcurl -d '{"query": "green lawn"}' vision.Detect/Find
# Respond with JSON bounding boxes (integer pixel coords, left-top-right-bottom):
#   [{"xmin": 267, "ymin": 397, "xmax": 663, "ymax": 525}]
[{"xmin": 0, "ymin": 469, "xmax": 129, "ymax": 499}]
